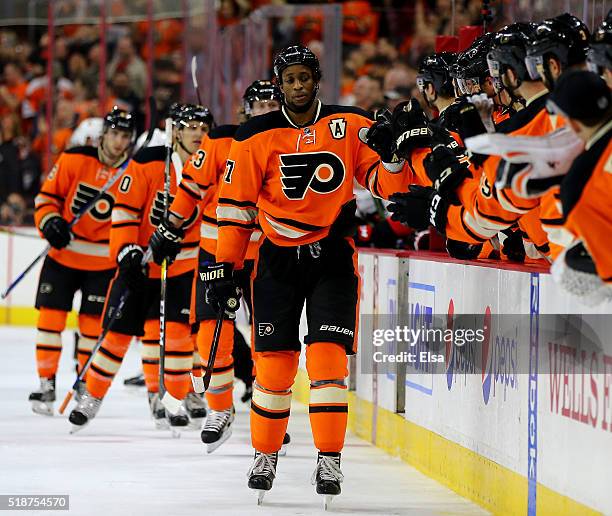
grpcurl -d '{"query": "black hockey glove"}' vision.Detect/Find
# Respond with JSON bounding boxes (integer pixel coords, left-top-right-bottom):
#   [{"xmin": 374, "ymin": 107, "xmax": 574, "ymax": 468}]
[
  {"xmin": 201, "ymin": 262, "xmax": 241, "ymax": 316},
  {"xmin": 500, "ymin": 228, "xmax": 526, "ymax": 263},
  {"xmin": 443, "ymin": 97, "xmax": 488, "ymax": 141},
  {"xmin": 446, "ymin": 238, "xmax": 483, "ymax": 260},
  {"xmin": 388, "ymin": 186, "xmax": 448, "ymax": 234},
  {"xmin": 360, "ymin": 109, "xmax": 398, "ymax": 163},
  {"xmin": 391, "ymin": 99, "xmax": 433, "ymax": 160},
  {"xmin": 149, "ymin": 217, "xmax": 185, "ymax": 266},
  {"xmin": 41, "ymin": 216, "xmax": 71, "ymax": 249},
  {"xmin": 117, "ymin": 245, "xmax": 149, "ymax": 292},
  {"xmin": 424, "ymin": 144, "xmax": 470, "ymax": 204}
]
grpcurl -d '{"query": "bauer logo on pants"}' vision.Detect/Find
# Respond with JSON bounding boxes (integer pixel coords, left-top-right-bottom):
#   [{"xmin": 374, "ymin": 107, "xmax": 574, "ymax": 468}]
[{"xmin": 258, "ymin": 323, "xmax": 275, "ymax": 337}]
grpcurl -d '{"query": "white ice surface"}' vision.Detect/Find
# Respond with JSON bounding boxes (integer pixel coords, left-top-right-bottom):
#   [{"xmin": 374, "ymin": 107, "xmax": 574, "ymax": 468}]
[{"xmin": 0, "ymin": 327, "xmax": 488, "ymax": 516}]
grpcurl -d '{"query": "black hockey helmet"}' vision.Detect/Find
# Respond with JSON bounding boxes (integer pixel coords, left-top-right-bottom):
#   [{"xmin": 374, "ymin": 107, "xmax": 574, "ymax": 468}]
[
  {"xmin": 416, "ymin": 52, "xmax": 457, "ymax": 98},
  {"xmin": 273, "ymin": 45, "xmax": 321, "ymax": 82},
  {"xmin": 525, "ymin": 13, "xmax": 590, "ymax": 81},
  {"xmin": 242, "ymin": 80, "xmax": 282, "ymax": 113},
  {"xmin": 451, "ymin": 32, "xmax": 496, "ymax": 94},
  {"xmin": 172, "ymin": 103, "xmax": 215, "ymax": 129},
  {"xmin": 487, "ymin": 22, "xmax": 539, "ymax": 84},
  {"xmin": 588, "ymin": 9, "xmax": 612, "ymax": 72},
  {"xmin": 103, "ymin": 106, "xmax": 135, "ymax": 134}
]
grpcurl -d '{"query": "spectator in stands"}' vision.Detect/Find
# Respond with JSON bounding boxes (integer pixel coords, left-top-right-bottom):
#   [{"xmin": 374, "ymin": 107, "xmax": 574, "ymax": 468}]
[
  {"xmin": 349, "ymin": 74, "xmax": 384, "ymax": 112},
  {"xmin": 0, "ymin": 192, "xmax": 29, "ymax": 226},
  {"xmin": 107, "ymin": 36, "xmax": 147, "ymax": 100},
  {"xmin": 32, "ymin": 98, "xmax": 76, "ymax": 173},
  {"xmin": 0, "ymin": 62, "xmax": 27, "ymax": 117}
]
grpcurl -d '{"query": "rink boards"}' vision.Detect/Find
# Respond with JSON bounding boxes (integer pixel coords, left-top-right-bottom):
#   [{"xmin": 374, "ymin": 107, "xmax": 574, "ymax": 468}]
[
  {"xmin": 297, "ymin": 249, "xmax": 611, "ymax": 516},
  {"xmin": 2, "ymin": 230, "xmax": 612, "ymax": 515}
]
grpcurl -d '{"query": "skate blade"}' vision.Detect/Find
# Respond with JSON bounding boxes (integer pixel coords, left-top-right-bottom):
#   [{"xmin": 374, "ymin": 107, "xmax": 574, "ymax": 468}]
[
  {"xmin": 31, "ymin": 401, "xmax": 54, "ymax": 416},
  {"xmin": 188, "ymin": 417, "xmax": 204, "ymax": 430},
  {"xmin": 278, "ymin": 443, "xmax": 288, "ymax": 457},
  {"xmin": 206, "ymin": 426, "xmax": 233, "ymax": 454},
  {"xmin": 153, "ymin": 418, "xmax": 170, "ymax": 430},
  {"xmin": 170, "ymin": 428, "xmax": 181, "ymax": 439},
  {"xmin": 256, "ymin": 490, "xmax": 266, "ymax": 505},
  {"xmin": 322, "ymin": 494, "xmax": 336, "ymax": 511},
  {"xmin": 191, "ymin": 374, "xmax": 205, "ymax": 393},
  {"xmin": 160, "ymin": 391, "xmax": 183, "ymax": 415},
  {"xmin": 69, "ymin": 423, "xmax": 88, "ymax": 435}
]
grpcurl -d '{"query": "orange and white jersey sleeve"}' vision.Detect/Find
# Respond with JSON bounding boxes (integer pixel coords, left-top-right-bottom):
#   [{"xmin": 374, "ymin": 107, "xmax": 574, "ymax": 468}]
[
  {"xmin": 216, "ymin": 133, "xmax": 264, "ymax": 269},
  {"xmin": 34, "ymin": 152, "xmax": 73, "ymax": 232},
  {"xmin": 169, "ymin": 132, "xmax": 220, "ymax": 222},
  {"xmin": 561, "ymin": 123, "xmax": 612, "ymax": 283}
]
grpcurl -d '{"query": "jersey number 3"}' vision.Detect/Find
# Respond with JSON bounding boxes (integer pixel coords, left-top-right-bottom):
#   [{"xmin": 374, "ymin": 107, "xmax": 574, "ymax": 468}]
[{"xmin": 279, "ymin": 151, "xmax": 345, "ymax": 200}]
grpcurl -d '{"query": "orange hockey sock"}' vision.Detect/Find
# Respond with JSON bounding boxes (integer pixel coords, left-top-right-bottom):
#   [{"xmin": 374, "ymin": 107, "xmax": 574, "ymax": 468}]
[
  {"xmin": 306, "ymin": 342, "xmax": 349, "ymax": 453},
  {"xmin": 35, "ymin": 308, "xmax": 68, "ymax": 379},
  {"xmin": 197, "ymin": 319, "xmax": 235, "ymax": 411},
  {"xmin": 86, "ymin": 331, "xmax": 132, "ymax": 399},
  {"xmin": 250, "ymin": 350, "xmax": 299, "ymax": 453}
]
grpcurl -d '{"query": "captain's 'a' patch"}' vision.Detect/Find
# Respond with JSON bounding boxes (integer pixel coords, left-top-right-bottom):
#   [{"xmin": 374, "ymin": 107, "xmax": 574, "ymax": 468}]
[{"xmin": 328, "ymin": 118, "xmax": 346, "ymax": 139}]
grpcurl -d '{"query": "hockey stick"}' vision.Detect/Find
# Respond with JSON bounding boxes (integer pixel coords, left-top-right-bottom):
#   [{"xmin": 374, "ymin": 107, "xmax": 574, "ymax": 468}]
[
  {"xmin": 203, "ymin": 310, "xmax": 225, "ymax": 391},
  {"xmin": 1, "ymin": 97, "xmax": 158, "ymax": 300},
  {"xmin": 191, "ymin": 56, "xmax": 203, "ymax": 106},
  {"xmin": 58, "ymin": 249, "xmax": 153, "ymax": 414},
  {"xmin": 158, "ymin": 118, "xmax": 182, "ymax": 415}
]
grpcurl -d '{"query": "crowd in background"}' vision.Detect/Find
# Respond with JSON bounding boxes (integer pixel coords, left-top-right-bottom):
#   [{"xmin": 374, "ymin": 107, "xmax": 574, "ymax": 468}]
[{"xmin": 0, "ymin": 0, "xmax": 506, "ymax": 227}]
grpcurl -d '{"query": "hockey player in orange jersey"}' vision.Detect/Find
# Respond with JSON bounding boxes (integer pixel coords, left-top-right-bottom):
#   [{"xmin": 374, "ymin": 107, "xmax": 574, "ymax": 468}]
[
  {"xmin": 388, "ymin": 16, "xmax": 590, "ymax": 263},
  {"xmin": 149, "ymin": 80, "xmax": 282, "ymax": 453},
  {"xmin": 28, "ymin": 108, "xmax": 134, "ymax": 416},
  {"xmin": 67, "ymin": 104, "xmax": 213, "ymax": 431},
  {"xmin": 547, "ymin": 71, "xmax": 612, "ymax": 304},
  {"xmin": 198, "ymin": 45, "xmax": 415, "ymax": 505}
]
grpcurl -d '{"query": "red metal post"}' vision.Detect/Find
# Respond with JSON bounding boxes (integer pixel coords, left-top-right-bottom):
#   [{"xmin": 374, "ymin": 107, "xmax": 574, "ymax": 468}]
[
  {"xmin": 46, "ymin": 0, "xmax": 55, "ymax": 174},
  {"xmin": 99, "ymin": 0, "xmax": 107, "ymax": 114},
  {"xmin": 145, "ymin": 0, "xmax": 155, "ymax": 128}
]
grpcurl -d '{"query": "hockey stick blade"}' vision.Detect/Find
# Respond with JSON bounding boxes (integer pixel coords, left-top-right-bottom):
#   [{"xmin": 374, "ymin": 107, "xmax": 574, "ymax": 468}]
[
  {"xmin": 191, "ymin": 56, "xmax": 203, "ymax": 106},
  {"xmin": 160, "ymin": 390, "xmax": 183, "ymax": 415},
  {"xmin": 191, "ymin": 374, "xmax": 205, "ymax": 393}
]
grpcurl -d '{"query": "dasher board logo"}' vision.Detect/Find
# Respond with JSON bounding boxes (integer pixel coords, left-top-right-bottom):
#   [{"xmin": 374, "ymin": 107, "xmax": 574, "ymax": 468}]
[
  {"xmin": 258, "ymin": 323, "xmax": 275, "ymax": 336},
  {"xmin": 279, "ymin": 151, "xmax": 346, "ymax": 200},
  {"xmin": 71, "ymin": 183, "xmax": 114, "ymax": 220}
]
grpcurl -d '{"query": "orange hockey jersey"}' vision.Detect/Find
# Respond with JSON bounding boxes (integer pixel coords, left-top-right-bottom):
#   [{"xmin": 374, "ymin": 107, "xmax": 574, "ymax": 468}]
[
  {"xmin": 110, "ymin": 146, "xmax": 200, "ymax": 278},
  {"xmin": 561, "ymin": 120, "xmax": 612, "ymax": 283},
  {"xmin": 34, "ymin": 146, "xmax": 125, "ymax": 271},
  {"xmin": 446, "ymin": 92, "xmax": 557, "ymax": 248},
  {"xmin": 169, "ymin": 124, "xmax": 262, "ymax": 259},
  {"xmin": 215, "ymin": 101, "xmax": 412, "ymax": 268}
]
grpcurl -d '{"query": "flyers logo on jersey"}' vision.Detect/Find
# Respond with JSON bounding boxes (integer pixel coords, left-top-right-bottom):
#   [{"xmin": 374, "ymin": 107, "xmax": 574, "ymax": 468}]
[
  {"xmin": 71, "ymin": 183, "xmax": 114, "ymax": 221},
  {"xmin": 279, "ymin": 151, "xmax": 345, "ymax": 200},
  {"xmin": 149, "ymin": 191, "xmax": 199, "ymax": 228}
]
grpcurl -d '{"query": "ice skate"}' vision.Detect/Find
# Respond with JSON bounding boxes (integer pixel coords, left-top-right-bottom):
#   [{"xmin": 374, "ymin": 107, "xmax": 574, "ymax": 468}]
[
  {"xmin": 311, "ymin": 452, "xmax": 343, "ymax": 510},
  {"xmin": 167, "ymin": 404, "xmax": 189, "ymax": 438},
  {"xmin": 124, "ymin": 372, "xmax": 145, "ymax": 387},
  {"xmin": 28, "ymin": 376, "xmax": 56, "ymax": 416},
  {"xmin": 200, "ymin": 407, "xmax": 234, "ymax": 453},
  {"xmin": 68, "ymin": 390, "xmax": 103, "ymax": 433},
  {"xmin": 184, "ymin": 392, "xmax": 207, "ymax": 429},
  {"xmin": 240, "ymin": 385, "xmax": 253, "ymax": 403},
  {"xmin": 147, "ymin": 392, "xmax": 169, "ymax": 430},
  {"xmin": 278, "ymin": 432, "xmax": 291, "ymax": 457},
  {"xmin": 74, "ymin": 379, "xmax": 86, "ymax": 402},
  {"xmin": 247, "ymin": 451, "xmax": 278, "ymax": 505}
]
